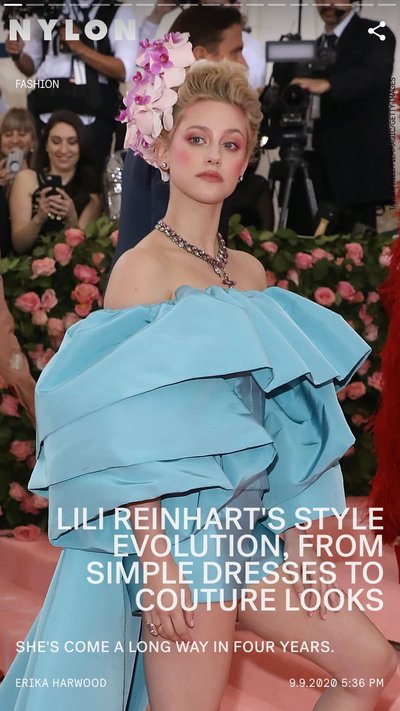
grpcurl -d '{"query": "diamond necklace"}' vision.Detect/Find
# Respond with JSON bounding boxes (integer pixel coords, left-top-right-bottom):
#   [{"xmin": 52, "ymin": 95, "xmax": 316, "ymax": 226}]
[{"xmin": 154, "ymin": 220, "xmax": 237, "ymax": 288}]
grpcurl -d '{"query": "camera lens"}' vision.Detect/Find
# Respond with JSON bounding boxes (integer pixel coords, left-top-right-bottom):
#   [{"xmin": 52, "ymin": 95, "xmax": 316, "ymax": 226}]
[
  {"xmin": 284, "ymin": 85, "xmax": 305, "ymax": 107},
  {"xmin": 9, "ymin": 160, "xmax": 20, "ymax": 173}
]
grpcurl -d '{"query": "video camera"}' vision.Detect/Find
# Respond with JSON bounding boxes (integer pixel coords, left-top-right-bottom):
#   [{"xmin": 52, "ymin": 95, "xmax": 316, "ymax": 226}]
[{"xmin": 259, "ymin": 34, "xmax": 337, "ymax": 151}]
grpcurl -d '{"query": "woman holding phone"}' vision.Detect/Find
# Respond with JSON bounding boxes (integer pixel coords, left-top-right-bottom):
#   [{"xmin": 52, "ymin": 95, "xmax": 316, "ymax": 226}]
[
  {"xmin": 0, "ymin": 107, "xmax": 37, "ymax": 196},
  {"xmin": 9, "ymin": 110, "xmax": 102, "ymax": 254},
  {"xmin": 0, "ymin": 108, "xmax": 37, "ymax": 256}
]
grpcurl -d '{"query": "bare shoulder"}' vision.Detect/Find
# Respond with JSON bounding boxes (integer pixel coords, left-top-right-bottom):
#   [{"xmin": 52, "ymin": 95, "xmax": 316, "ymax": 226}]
[
  {"xmin": 12, "ymin": 169, "xmax": 37, "ymax": 190},
  {"xmin": 104, "ymin": 243, "xmax": 171, "ymax": 309},
  {"xmin": 229, "ymin": 249, "xmax": 267, "ymax": 291}
]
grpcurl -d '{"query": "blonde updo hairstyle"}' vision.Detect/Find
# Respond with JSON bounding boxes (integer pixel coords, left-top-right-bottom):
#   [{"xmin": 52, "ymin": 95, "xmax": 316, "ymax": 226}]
[{"xmin": 165, "ymin": 60, "xmax": 262, "ymax": 160}]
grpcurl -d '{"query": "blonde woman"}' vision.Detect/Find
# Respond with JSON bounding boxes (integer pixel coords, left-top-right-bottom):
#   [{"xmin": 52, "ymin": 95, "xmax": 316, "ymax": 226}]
[{"xmin": 0, "ymin": 38, "xmax": 396, "ymax": 711}]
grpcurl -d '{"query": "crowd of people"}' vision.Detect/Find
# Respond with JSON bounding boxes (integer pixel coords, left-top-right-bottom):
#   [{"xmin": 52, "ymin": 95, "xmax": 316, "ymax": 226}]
[
  {"xmin": 0, "ymin": 0, "xmax": 395, "ymax": 259},
  {"xmin": 0, "ymin": 3, "xmax": 398, "ymax": 709}
]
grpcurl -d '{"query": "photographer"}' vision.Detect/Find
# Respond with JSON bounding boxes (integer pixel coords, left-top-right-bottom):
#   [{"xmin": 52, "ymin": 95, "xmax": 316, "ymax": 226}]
[
  {"xmin": 282, "ymin": 0, "xmax": 395, "ymax": 233},
  {"xmin": 5, "ymin": 1, "xmax": 137, "ymax": 169}
]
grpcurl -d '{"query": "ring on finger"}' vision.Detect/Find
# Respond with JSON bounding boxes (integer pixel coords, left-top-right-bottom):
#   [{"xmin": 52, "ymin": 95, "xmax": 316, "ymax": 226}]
[{"xmin": 146, "ymin": 621, "xmax": 159, "ymax": 637}]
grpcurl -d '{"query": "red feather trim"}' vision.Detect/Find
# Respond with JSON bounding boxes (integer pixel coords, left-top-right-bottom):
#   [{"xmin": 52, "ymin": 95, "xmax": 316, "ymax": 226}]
[{"xmin": 368, "ymin": 226, "xmax": 400, "ymax": 543}]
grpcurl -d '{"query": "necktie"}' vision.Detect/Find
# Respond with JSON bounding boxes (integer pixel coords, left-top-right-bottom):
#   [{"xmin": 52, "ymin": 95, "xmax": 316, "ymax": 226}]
[{"xmin": 324, "ymin": 34, "xmax": 337, "ymax": 49}]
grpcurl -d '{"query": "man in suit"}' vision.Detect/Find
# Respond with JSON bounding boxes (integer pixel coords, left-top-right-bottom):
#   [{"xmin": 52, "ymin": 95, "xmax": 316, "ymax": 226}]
[{"xmin": 288, "ymin": 0, "xmax": 395, "ymax": 233}]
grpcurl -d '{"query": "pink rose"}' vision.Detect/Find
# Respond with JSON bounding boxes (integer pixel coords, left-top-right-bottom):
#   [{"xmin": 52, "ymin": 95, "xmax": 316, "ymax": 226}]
[
  {"xmin": 13, "ymin": 524, "xmax": 42, "ymax": 541},
  {"xmin": 358, "ymin": 359, "xmax": 370, "ymax": 376},
  {"xmin": 343, "ymin": 445, "xmax": 355, "ymax": 458},
  {"xmin": 92, "ymin": 252, "xmax": 105, "ymax": 268},
  {"xmin": 239, "ymin": 228, "xmax": 253, "ymax": 247},
  {"xmin": 0, "ymin": 394, "xmax": 20, "ymax": 417},
  {"xmin": 71, "ymin": 283, "xmax": 101, "ymax": 316},
  {"xmin": 346, "ymin": 382, "xmax": 367, "ymax": 400},
  {"xmin": 345, "ymin": 264, "xmax": 353, "ymax": 272},
  {"xmin": 31, "ymin": 494, "xmax": 49, "ymax": 509},
  {"xmin": 311, "ymin": 248, "xmax": 334, "ymax": 263},
  {"xmin": 277, "ymin": 279, "xmax": 289, "ymax": 290},
  {"xmin": 10, "ymin": 439, "xmax": 35, "ymax": 461},
  {"xmin": 368, "ymin": 371, "xmax": 383, "ymax": 391},
  {"xmin": 110, "ymin": 229, "xmax": 119, "ymax": 247},
  {"xmin": 19, "ymin": 496, "xmax": 40, "ymax": 515},
  {"xmin": 73, "ymin": 264, "xmax": 100, "ymax": 285},
  {"xmin": 41, "ymin": 288, "xmax": 58, "ymax": 312},
  {"xmin": 358, "ymin": 305, "xmax": 373, "ymax": 326},
  {"xmin": 265, "ymin": 270, "xmax": 277, "ymax": 287},
  {"xmin": 37, "ymin": 348, "xmax": 55, "ymax": 371},
  {"xmin": 47, "ymin": 317, "xmax": 65, "ymax": 338},
  {"xmin": 286, "ymin": 269, "xmax": 299, "ymax": 286},
  {"xmin": 71, "ymin": 283, "xmax": 100, "ymax": 303},
  {"xmin": 75, "ymin": 303, "xmax": 92, "ymax": 317},
  {"xmin": 364, "ymin": 324, "xmax": 378, "ymax": 342},
  {"xmin": 345, "ymin": 242, "xmax": 364, "ymax": 266},
  {"xmin": 63, "ymin": 312, "xmax": 81, "ymax": 329},
  {"xmin": 379, "ymin": 246, "xmax": 392, "ymax": 268},
  {"xmin": 65, "ymin": 227, "xmax": 84, "ymax": 247},
  {"xmin": 53, "ymin": 242, "xmax": 72, "ymax": 266},
  {"xmin": 351, "ymin": 414, "xmax": 367, "ymax": 426},
  {"xmin": 337, "ymin": 281, "xmax": 356, "ymax": 301},
  {"xmin": 260, "ymin": 240, "xmax": 278, "ymax": 254},
  {"xmin": 335, "ymin": 257, "xmax": 344, "ymax": 266},
  {"xmin": 294, "ymin": 252, "xmax": 313, "ymax": 270},
  {"xmin": 351, "ymin": 291, "xmax": 364, "ymax": 304},
  {"xmin": 9, "ymin": 481, "xmax": 27, "ymax": 501},
  {"xmin": 29, "ymin": 345, "xmax": 55, "ymax": 371},
  {"xmin": 314, "ymin": 287, "xmax": 335, "ymax": 306},
  {"xmin": 367, "ymin": 291, "xmax": 380, "ymax": 304},
  {"xmin": 15, "ymin": 291, "xmax": 41, "ymax": 313},
  {"xmin": 31, "ymin": 257, "xmax": 56, "ymax": 278},
  {"xmin": 337, "ymin": 388, "xmax": 347, "ymax": 402},
  {"xmin": 31, "ymin": 308, "xmax": 48, "ymax": 326}
]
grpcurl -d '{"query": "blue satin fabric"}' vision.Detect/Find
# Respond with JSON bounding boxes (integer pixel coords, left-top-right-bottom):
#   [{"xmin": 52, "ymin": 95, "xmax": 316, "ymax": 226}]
[{"xmin": 0, "ymin": 285, "xmax": 370, "ymax": 711}]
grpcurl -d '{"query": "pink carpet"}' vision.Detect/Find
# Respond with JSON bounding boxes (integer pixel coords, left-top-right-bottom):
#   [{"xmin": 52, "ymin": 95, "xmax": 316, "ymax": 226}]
[{"xmin": 1, "ymin": 497, "xmax": 399, "ymax": 709}]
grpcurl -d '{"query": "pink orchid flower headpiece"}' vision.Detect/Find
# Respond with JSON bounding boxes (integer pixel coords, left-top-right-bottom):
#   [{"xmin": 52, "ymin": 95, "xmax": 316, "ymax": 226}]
[{"xmin": 117, "ymin": 32, "xmax": 196, "ymax": 181}]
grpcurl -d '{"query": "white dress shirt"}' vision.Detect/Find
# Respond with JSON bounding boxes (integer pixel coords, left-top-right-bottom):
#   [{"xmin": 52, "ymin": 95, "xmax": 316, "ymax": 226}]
[{"xmin": 24, "ymin": 2, "xmax": 137, "ymax": 123}]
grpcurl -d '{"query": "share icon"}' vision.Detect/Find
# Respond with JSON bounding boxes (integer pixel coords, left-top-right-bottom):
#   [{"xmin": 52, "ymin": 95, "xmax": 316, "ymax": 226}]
[{"xmin": 368, "ymin": 21, "xmax": 387, "ymax": 41}]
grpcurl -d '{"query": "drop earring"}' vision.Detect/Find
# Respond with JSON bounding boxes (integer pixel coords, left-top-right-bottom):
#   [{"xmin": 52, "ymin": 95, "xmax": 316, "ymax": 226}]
[
  {"xmin": 161, "ymin": 162, "xmax": 168, "ymax": 170},
  {"xmin": 238, "ymin": 175, "xmax": 244, "ymax": 182}
]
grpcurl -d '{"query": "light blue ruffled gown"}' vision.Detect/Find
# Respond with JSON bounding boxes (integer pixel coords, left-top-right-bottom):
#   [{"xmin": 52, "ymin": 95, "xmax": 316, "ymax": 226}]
[{"xmin": 0, "ymin": 285, "xmax": 370, "ymax": 711}]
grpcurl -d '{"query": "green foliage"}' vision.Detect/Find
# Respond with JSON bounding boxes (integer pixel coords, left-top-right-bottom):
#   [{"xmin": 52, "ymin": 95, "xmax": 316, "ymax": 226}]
[{"xmin": 0, "ymin": 217, "xmax": 117, "ymax": 529}]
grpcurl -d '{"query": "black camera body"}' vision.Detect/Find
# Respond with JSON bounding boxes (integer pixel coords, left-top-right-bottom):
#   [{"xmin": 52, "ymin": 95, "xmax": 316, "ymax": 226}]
[{"xmin": 260, "ymin": 35, "xmax": 337, "ymax": 151}]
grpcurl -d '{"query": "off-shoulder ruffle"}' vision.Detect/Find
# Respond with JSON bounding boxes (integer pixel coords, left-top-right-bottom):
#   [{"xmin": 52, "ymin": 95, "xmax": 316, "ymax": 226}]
[{"xmin": 29, "ymin": 286, "xmax": 370, "ymax": 550}]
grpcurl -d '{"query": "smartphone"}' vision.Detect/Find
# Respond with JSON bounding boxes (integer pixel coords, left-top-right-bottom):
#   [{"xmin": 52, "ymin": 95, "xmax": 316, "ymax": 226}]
[
  {"xmin": 43, "ymin": 174, "xmax": 62, "ymax": 196},
  {"xmin": 5, "ymin": 148, "xmax": 24, "ymax": 174}
]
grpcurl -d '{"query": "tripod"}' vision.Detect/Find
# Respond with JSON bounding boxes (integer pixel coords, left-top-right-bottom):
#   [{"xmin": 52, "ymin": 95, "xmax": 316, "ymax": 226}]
[{"xmin": 268, "ymin": 140, "xmax": 319, "ymax": 231}]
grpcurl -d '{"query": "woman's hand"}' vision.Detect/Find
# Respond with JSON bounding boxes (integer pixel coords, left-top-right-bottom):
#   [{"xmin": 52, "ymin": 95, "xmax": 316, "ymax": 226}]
[
  {"xmin": 37, "ymin": 187, "xmax": 78, "ymax": 225},
  {"xmin": 0, "ymin": 157, "xmax": 14, "ymax": 189},
  {"xmin": 141, "ymin": 554, "xmax": 194, "ymax": 643},
  {"xmin": 35, "ymin": 186, "xmax": 57, "ymax": 223},
  {"xmin": 283, "ymin": 526, "xmax": 340, "ymax": 620}
]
